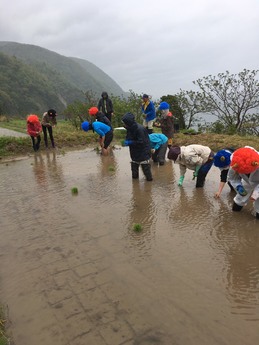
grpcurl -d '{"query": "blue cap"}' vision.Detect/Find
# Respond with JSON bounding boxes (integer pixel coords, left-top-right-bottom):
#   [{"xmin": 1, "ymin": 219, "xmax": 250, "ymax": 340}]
[
  {"xmin": 158, "ymin": 102, "xmax": 169, "ymax": 110},
  {"xmin": 81, "ymin": 121, "xmax": 90, "ymax": 132},
  {"xmin": 214, "ymin": 149, "xmax": 231, "ymax": 168}
]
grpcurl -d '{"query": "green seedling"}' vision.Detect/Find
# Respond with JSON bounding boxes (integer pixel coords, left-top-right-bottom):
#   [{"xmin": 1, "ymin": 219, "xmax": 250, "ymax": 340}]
[
  {"xmin": 108, "ymin": 165, "xmax": 115, "ymax": 172},
  {"xmin": 133, "ymin": 223, "xmax": 143, "ymax": 232},
  {"xmin": 71, "ymin": 187, "xmax": 78, "ymax": 195}
]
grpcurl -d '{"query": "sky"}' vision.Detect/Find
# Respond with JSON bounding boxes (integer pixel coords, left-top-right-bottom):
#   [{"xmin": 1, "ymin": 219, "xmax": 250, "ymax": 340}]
[{"xmin": 1, "ymin": 0, "xmax": 259, "ymax": 100}]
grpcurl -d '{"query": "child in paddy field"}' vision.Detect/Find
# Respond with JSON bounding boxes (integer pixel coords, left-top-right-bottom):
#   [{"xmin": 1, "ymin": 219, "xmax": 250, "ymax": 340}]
[
  {"xmin": 213, "ymin": 148, "xmax": 235, "ymax": 198},
  {"xmin": 155, "ymin": 101, "xmax": 174, "ymax": 148},
  {"xmin": 81, "ymin": 120, "xmax": 113, "ymax": 156},
  {"xmin": 27, "ymin": 114, "xmax": 42, "ymax": 152},
  {"xmin": 148, "ymin": 133, "xmax": 168, "ymax": 166},
  {"xmin": 167, "ymin": 144, "xmax": 214, "ymax": 188},
  {"xmin": 228, "ymin": 146, "xmax": 259, "ymax": 219}
]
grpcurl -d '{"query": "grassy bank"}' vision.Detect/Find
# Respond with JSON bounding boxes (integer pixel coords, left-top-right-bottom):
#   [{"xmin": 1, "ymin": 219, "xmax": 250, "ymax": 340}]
[
  {"xmin": 0, "ymin": 118, "xmax": 259, "ymax": 159},
  {"xmin": 0, "ymin": 305, "xmax": 9, "ymax": 345}
]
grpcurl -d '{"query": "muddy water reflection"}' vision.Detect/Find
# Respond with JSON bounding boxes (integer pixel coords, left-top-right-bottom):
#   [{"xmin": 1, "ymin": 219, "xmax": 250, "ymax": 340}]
[{"xmin": 0, "ymin": 148, "xmax": 258, "ymax": 345}]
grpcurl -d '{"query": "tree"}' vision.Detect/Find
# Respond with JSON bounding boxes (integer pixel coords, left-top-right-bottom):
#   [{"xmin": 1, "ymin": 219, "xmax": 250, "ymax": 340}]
[
  {"xmin": 63, "ymin": 90, "xmax": 143, "ymax": 130},
  {"xmin": 64, "ymin": 100, "xmax": 89, "ymax": 130},
  {"xmin": 193, "ymin": 69, "xmax": 259, "ymax": 133},
  {"xmin": 111, "ymin": 90, "xmax": 142, "ymax": 127},
  {"xmin": 174, "ymin": 90, "xmax": 206, "ymax": 129}
]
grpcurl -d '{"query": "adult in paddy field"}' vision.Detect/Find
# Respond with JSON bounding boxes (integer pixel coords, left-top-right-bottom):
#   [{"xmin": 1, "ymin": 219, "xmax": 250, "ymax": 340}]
[{"xmin": 122, "ymin": 112, "xmax": 153, "ymax": 181}]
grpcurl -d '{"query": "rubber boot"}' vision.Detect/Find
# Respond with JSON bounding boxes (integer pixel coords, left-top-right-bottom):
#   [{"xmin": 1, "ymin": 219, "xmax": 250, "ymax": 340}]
[
  {"xmin": 196, "ymin": 171, "xmax": 207, "ymax": 188},
  {"xmin": 232, "ymin": 202, "xmax": 243, "ymax": 212},
  {"xmin": 256, "ymin": 212, "xmax": 259, "ymax": 219},
  {"xmin": 131, "ymin": 162, "xmax": 139, "ymax": 179},
  {"xmin": 141, "ymin": 163, "xmax": 153, "ymax": 181}
]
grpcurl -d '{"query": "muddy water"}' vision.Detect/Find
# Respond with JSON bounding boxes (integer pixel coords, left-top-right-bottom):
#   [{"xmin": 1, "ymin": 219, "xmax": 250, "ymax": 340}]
[{"xmin": 0, "ymin": 148, "xmax": 258, "ymax": 345}]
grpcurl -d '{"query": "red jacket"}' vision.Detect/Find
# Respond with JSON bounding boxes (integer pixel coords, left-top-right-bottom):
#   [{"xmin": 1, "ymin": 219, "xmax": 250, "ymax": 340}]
[{"xmin": 27, "ymin": 121, "xmax": 42, "ymax": 137}]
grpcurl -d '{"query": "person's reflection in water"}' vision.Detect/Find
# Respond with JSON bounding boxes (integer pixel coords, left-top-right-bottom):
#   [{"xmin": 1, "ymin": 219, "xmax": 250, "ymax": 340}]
[
  {"xmin": 212, "ymin": 217, "xmax": 259, "ymax": 320},
  {"xmin": 225, "ymin": 235, "xmax": 259, "ymax": 320},
  {"xmin": 32, "ymin": 151, "xmax": 65, "ymax": 191},
  {"xmin": 45, "ymin": 150, "xmax": 64, "ymax": 186},
  {"xmin": 125, "ymin": 181, "xmax": 156, "ymax": 261},
  {"xmin": 86, "ymin": 151, "xmax": 119, "ymax": 208},
  {"xmin": 32, "ymin": 153, "xmax": 48, "ymax": 188},
  {"xmin": 169, "ymin": 187, "xmax": 212, "ymax": 229},
  {"xmin": 98, "ymin": 149, "xmax": 118, "ymax": 179}
]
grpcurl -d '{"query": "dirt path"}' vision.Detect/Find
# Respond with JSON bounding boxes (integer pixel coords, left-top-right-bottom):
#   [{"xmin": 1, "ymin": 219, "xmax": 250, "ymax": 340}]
[{"xmin": 0, "ymin": 127, "xmax": 27, "ymax": 137}]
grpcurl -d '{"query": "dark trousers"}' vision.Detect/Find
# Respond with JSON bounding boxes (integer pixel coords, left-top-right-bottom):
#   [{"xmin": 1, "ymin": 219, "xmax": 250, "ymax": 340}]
[
  {"xmin": 152, "ymin": 142, "xmax": 168, "ymax": 165},
  {"xmin": 131, "ymin": 162, "xmax": 153, "ymax": 181},
  {"xmin": 105, "ymin": 113, "xmax": 112, "ymax": 122},
  {"xmin": 103, "ymin": 130, "xmax": 113, "ymax": 149},
  {"xmin": 196, "ymin": 152, "xmax": 214, "ymax": 187},
  {"xmin": 42, "ymin": 126, "xmax": 55, "ymax": 148},
  {"xmin": 30, "ymin": 135, "xmax": 41, "ymax": 152}
]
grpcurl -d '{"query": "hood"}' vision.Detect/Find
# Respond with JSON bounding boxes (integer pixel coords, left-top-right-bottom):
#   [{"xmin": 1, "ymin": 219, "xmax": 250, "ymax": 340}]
[
  {"xmin": 122, "ymin": 112, "xmax": 136, "ymax": 127},
  {"xmin": 101, "ymin": 91, "xmax": 108, "ymax": 98}
]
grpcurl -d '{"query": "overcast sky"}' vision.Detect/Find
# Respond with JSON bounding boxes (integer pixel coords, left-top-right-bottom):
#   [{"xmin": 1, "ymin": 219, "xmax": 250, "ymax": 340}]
[{"xmin": 1, "ymin": 0, "xmax": 259, "ymax": 99}]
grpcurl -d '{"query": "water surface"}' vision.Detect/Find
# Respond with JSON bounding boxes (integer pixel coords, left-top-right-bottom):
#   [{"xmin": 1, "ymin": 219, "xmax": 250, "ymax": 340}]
[{"xmin": 0, "ymin": 148, "xmax": 258, "ymax": 345}]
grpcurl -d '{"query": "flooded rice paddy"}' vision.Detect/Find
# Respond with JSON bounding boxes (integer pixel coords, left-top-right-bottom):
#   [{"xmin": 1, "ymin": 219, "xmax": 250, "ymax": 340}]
[{"xmin": 0, "ymin": 147, "xmax": 258, "ymax": 345}]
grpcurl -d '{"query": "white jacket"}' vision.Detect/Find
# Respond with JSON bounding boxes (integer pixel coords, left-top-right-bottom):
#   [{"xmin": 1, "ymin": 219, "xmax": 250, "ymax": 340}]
[
  {"xmin": 175, "ymin": 144, "xmax": 211, "ymax": 176},
  {"xmin": 228, "ymin": 167, "xmax": 259, "ymax": 189}
]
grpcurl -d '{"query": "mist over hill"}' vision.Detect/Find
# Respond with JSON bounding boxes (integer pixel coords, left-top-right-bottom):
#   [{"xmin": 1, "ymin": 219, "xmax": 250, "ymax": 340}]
[{"xmin": 0, "ymin": 41, "xmax": 127, "ymax": 116}]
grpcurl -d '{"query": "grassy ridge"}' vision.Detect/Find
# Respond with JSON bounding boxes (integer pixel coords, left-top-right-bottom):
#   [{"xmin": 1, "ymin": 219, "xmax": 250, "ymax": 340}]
[{"xmin": 0, "ymin": 119, "xmax": 259, "ymax": 159}]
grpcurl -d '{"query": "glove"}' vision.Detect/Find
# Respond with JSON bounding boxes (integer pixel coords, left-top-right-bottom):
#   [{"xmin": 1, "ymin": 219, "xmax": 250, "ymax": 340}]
[
  {"xmin": 193, "ymin": 171, "xmax": 198, "ymax": 180},
  {"xmin": 178, "ymin": 175, "xmax": 184, "ymax": 186},
  {"xmin": 124, "ymin": 140, "xmax": 133, "ymax": 146},
  {"xmin": 192, "ymin": 166, "xmax": 200, "ymax": 180},
  {"xmin": 236, "ymin": 184, "xmax": 247, "ymax": 196}
]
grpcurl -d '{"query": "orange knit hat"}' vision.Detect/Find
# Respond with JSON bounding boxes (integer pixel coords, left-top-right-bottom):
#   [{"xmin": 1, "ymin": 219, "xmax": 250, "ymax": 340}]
[
  {"xmin": 230, "ymin": 147, "xmax": 259, "ymax": 174},
  {"xmin": 88, "ymin": 107, "xmax": 99, "ymax": 116}
]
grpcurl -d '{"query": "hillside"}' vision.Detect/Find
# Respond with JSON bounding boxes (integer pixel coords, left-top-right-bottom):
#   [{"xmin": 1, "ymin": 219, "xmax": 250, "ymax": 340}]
[{"xmin": 0, "ymin": 41, "xmax": 127, "ymax": 116}]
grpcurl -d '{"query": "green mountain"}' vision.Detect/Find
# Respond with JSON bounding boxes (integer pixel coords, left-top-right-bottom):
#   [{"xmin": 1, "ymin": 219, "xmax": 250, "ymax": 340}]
[{"xmin": 0, "ymin": 41, "xmax": 127, "ymax": 116}]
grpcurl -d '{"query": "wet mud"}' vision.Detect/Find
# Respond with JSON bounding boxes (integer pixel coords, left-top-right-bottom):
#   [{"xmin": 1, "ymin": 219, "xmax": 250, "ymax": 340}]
[{"xmin": 0, "ymin": 148, "xmax": 258, "ymax": 345}]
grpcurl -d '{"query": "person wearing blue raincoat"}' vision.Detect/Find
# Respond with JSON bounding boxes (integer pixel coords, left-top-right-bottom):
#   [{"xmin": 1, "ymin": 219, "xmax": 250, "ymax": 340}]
[{"xmin": 149, "ymin": 133, "xmax": 168, "ymax": 166}]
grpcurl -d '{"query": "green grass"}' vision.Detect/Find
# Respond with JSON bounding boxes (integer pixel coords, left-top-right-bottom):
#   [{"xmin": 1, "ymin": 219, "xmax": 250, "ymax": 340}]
[{"xmin": 0, "ymin": 306, "xmax": 9, "ymax": 345}]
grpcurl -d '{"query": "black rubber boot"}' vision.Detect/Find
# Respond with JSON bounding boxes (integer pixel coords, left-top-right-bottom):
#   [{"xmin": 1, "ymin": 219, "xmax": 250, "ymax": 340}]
[
  {"xmin": 256, "ymin": 212, "xmax": 259, "ymax": 219},
  {"xmin": 196, "ymin": 171, "xmax": 207, "ymax": 188},
  {"xmin": 131, "ymin": 162, "xmax": 139, "ymax": 179},
  {"xmin": 232, "ymin": 202, "xmax": 243, "ymax": 212},
  {"xmin": 141, "ymin": 163, "xmax": 153, "ymax": 181}
]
